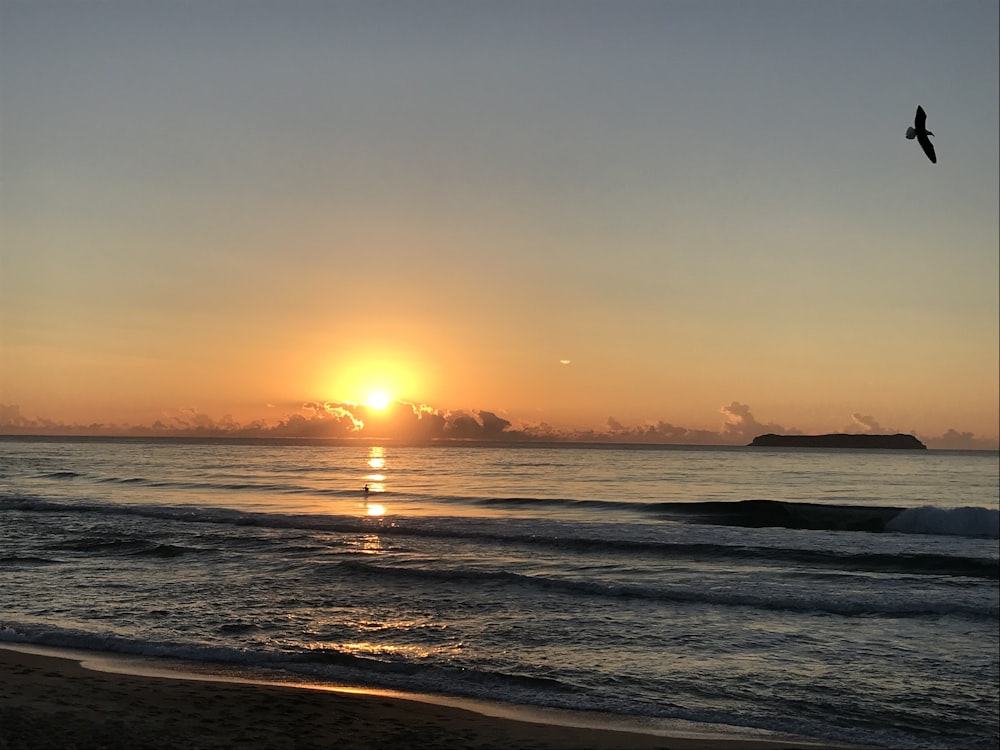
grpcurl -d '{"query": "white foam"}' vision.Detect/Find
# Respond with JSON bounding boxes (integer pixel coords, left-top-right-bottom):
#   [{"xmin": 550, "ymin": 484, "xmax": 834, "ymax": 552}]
[{"xmin": 886, "ymin": 506, "xmax": 1000, "ymax": 539}]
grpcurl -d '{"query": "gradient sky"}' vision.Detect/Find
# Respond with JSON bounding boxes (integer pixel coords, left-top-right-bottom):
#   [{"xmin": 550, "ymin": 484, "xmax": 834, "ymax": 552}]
[{"xmin": 2, "ymin": 0, "xmax": 998, "ymax": 446}]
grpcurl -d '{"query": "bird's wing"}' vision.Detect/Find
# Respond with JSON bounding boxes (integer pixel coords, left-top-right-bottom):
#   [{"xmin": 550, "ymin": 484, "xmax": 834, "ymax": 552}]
[
  {"xmin": 915, "ymin": 106, "xmax": 927, "ymax": 130},
  {"xmin": 917, "ymin": 133, "xmax": 937, "ymax": 163}
]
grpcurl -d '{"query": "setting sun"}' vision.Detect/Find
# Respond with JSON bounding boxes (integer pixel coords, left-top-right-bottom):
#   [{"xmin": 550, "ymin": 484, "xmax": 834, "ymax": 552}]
[
  {"xmin": 366, "ymin": 391, "xmax": 390, "ymax": 410},
  {"xmin": 316, "ymin": 349, "xmax": 430, "ymax": 415}
]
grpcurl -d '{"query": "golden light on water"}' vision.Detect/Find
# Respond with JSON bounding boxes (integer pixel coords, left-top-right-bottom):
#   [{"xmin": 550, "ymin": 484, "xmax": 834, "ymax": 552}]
[
  {"xmin": 339, "ymin": 641, "xmax": 432, "ymax": 659},
  {"xmin": 364, "ymin": 447, "xmax": 387, "ymax": 496},
  {"xmin": 353, "ymin": 534, "xmax": 384, "ymax": 554},
  {"xmin": 362, "ymin": 446, "xmax": 387, "ymax": 516}
]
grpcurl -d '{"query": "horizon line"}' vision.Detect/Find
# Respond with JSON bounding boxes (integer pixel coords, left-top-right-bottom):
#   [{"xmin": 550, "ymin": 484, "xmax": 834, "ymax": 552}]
[{"xmin": 2, "ymin": 432, "xmax": 996, "ymax": 453}]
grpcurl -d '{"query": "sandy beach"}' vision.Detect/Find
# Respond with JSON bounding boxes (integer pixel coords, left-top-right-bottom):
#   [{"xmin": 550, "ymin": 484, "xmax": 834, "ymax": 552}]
[{"xmin": 0, "ymin": 646, "xmax": 863, "ymax": 750}]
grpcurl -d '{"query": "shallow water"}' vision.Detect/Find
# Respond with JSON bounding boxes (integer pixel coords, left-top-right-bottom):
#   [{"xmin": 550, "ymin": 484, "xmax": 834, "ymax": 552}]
[{"xmin": 1, "ymin": 437, "xmax": 997, "ymax": 749}]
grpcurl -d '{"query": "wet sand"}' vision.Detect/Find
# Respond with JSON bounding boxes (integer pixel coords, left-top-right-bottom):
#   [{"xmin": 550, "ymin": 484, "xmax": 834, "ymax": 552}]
[{"xmin": 0, "ymin": 646, "xmax": 862, "ymax": 749}]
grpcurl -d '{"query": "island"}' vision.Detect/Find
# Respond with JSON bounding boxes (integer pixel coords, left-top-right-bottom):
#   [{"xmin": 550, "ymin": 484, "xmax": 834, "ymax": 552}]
[{"xmin": 748, "ymin": 433, "xmax": 927, "ymax": 450}]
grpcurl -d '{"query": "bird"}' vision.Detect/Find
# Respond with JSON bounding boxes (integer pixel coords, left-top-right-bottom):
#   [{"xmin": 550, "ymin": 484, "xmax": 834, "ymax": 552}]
[{"xmin": 905, "ymin": 105, "xmax": 936, "ymax": 163}]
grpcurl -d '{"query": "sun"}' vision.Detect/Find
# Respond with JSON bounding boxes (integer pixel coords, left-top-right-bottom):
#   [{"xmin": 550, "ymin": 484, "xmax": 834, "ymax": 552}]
[
  {"xmin": 366, "ymin": 391, "xmax": 391, "ymax": 410},
  {"xmin": 317, "ymin": 352, "xmax": 431, "ymax": 412}
]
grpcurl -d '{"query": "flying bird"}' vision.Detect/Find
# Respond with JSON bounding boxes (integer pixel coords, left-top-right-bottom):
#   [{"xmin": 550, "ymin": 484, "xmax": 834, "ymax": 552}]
[{"xmin": 905, "ymin": 105, "xmax": 936, "ymax": 163}]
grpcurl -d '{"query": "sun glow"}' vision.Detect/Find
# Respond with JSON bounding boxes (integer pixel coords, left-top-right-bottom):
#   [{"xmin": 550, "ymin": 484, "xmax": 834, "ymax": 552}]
[
  {"xmin": 317, "ymin": 349, "xmax": 429, "ymax": 412},
  {"xmin": 366, "ymin": 391, "xmax": 390, "ymax": 410}
]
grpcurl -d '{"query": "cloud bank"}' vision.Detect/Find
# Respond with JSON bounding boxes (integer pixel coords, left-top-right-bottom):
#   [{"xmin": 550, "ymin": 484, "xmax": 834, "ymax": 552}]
[{"xmin": 0, "ymin": 401, "xmax": 995, "ymax": 450}]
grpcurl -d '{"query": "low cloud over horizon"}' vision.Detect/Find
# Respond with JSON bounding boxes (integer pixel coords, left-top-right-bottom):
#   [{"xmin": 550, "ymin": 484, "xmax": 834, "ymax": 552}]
[{"xmin": 1, "ymin": 401, "xmax": 995, "ymax": 451}]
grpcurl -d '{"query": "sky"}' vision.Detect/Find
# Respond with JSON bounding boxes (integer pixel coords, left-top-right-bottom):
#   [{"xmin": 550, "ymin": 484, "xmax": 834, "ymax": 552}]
[{"xmin": 1, "ymin": 0, "xmax": 998, "ymax": 448}]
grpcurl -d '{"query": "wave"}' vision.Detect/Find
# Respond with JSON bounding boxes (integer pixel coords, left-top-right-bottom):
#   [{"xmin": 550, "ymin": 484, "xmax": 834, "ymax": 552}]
[
  {"xmin": 46, "ymin": 536, "xmax": 210, "ymax": 558},
  {"xmin": 0, "ymin": 620, "xmax": 577, "ymax": 705},
  {"xmin": 452, "ymin": 497, "xmax": 1000, "ymax": 538},
  {"xmin": 439, "ymin": 496, "xmax": 1000, "ymax": 541},
  {"xmin": 132, "ymin": 543, "xmax": 203, "ymax": 558},
  {"xmin": 328, "ymin": 559, "xmax": 997, "ymax": 620},
  {"xmin": 100, "ymin": 477, "xmax": 316, "ymax": 494},
  {"xmin": 39, "ymin": 470, "xmax": 352, "ymax": 497},
  {"xmin": 0, "ymin": 619, "xmax": 988, "ymax": 750},
  {"xmin": 0, "ymin": 555, "xmax": 60, "ymax": 566},
  {"xmin": 653, "ymin": 499, "xmax": 903, "ymax": 532},
  {"xmin": 38, "ymin": 471, "xmax": 82, "ymax": 480},
  {"xmin": 886, "ymin": 506, "xmax": 1000, "ymax": 539},
  {"xmin": 3, "ymin": 494, "xmax": 996, "ymax": 579},
  {"xmin": 14, "ymin": 467, "xmax": 998, "ymax": 540}
]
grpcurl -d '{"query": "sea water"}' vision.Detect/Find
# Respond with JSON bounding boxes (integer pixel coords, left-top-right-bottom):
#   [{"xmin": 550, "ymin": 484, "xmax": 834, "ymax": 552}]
[{"xmin": 1, "ymin": 437, "xmax": 997, "ymax": 749}]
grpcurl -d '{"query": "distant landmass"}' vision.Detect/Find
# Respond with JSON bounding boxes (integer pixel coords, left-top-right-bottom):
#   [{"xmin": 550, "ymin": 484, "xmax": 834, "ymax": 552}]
[{"xmin": 749, "ymin": 433, "xmax": 927, "ymax": 450}]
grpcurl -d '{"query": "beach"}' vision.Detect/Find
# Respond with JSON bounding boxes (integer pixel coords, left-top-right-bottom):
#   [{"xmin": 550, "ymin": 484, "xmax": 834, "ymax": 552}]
[{"xmin": 0, "ymin": 647, "xmax": 856, "ymax": 750}]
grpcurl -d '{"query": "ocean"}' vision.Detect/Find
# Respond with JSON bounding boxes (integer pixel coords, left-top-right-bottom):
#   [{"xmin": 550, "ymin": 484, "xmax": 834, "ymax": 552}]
[{"xmin": 1, "ymin": 436, "xmax": 997, "ymax": 749}]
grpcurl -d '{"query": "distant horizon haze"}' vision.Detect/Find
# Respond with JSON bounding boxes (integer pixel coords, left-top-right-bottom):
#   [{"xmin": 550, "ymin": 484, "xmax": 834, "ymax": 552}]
[{"xmin": 0, "ymin": 398, "xmax": 994, "ymax": 451}]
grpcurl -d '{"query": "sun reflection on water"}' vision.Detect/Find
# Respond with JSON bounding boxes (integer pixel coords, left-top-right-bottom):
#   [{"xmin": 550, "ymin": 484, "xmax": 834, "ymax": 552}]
[
  {"xmin": 368, "ymin": 446, "xmax": 386, "ymax": 471},
  {"xmin": 303, "ymin": 618, "xmax": 461, "ymax": 661},
  {"xmin": 353, "ymin": 534, "xmax": 384, "ymax": 554},
  {"xmin": 362, "ymin": 446, "xmax": 389, "ymax": 516},
  {"xmin": 363, "ymin": 446, "xmax": 387, "ymax": 496}
]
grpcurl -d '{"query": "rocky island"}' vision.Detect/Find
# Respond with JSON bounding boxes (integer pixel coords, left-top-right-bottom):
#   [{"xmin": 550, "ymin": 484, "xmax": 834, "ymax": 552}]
[{"xmin": 749, "ymin": 433, "xmax": 927, "ymax": 450}]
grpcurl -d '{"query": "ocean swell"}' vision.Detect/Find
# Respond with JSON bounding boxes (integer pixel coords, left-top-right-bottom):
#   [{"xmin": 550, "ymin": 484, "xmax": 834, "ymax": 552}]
[{"xmin": 886, "ymin": 505, "xmax": 1000, "ymax": 539}]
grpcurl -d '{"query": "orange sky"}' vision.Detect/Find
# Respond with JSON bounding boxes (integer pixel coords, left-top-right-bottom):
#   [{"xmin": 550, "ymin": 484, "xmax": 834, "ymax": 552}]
[{"xmin": 1, "ymin": 2, "xmax": 998, "ymax": 449}]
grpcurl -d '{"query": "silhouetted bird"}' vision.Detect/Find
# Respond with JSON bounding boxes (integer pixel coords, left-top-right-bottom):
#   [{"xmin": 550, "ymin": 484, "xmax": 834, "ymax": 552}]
[{"xmin": 905, "ymin": 106, "xmax": 936, "ymax": 163}]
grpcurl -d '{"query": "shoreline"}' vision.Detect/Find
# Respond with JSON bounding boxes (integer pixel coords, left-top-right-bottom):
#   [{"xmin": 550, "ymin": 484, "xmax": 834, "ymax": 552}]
[{"xmin": 0, "ymin": 645, "xmax": 866, "ymax": 750}]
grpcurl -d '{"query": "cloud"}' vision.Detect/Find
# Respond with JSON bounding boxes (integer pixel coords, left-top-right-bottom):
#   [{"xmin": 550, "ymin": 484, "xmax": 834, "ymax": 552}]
[
  {"xmin": 163, "ymin": 407, "xmax": 234, "ymax": 432},
  {"xmin": 0, "ymin": 404, "xmax": 85, "ymax": 433},
  {"xmin": 477, "ymin": 410, "xmax": 513, "ymax": 436},
  {"xmin": 847, "ymin": 412, "xmax": 891, "ymax": 434},
  {"xmin": 922, "ymin": 429, "xmax": 999, "ymax": 451},
  {"xmin": 264, "ymin": 401, "xmax": 514, "ymax": 442},
  {"xmin": 840, "ymin": 414, "xmax": 1000, "ymax": 448},
  {"xmin": 1, "ymin": 402, "xmax": 996, "ymax": 450},
  {"xmin": 359, "ymin": 400, "xmax": 445, "ymax": 440},
  {"xmin": 719, "ymin": 401, "xmax": 793, "ymax": 442},
  {"xmin": 603, "ymin": 416, "xmax": 720, "ymax": 444},
  {"xmin": 0, "ymin": 404, "xmax": 31, "ymax": 427}
]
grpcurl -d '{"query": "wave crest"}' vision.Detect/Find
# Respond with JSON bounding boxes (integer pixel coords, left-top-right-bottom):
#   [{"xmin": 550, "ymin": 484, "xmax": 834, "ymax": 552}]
[{"xmin": 886, "ymin": 506, "xmax": 1000, "ymax": 539}]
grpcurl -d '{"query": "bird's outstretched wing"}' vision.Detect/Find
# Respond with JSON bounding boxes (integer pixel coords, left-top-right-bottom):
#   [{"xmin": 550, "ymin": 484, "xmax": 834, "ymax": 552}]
[
  {"xmin": 917, "ymin": 132, "xmax": 937, "ymax": 163},
  {"xmin": 914, "ymin": 105, "xmax": 927, "ymax": 130}
]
